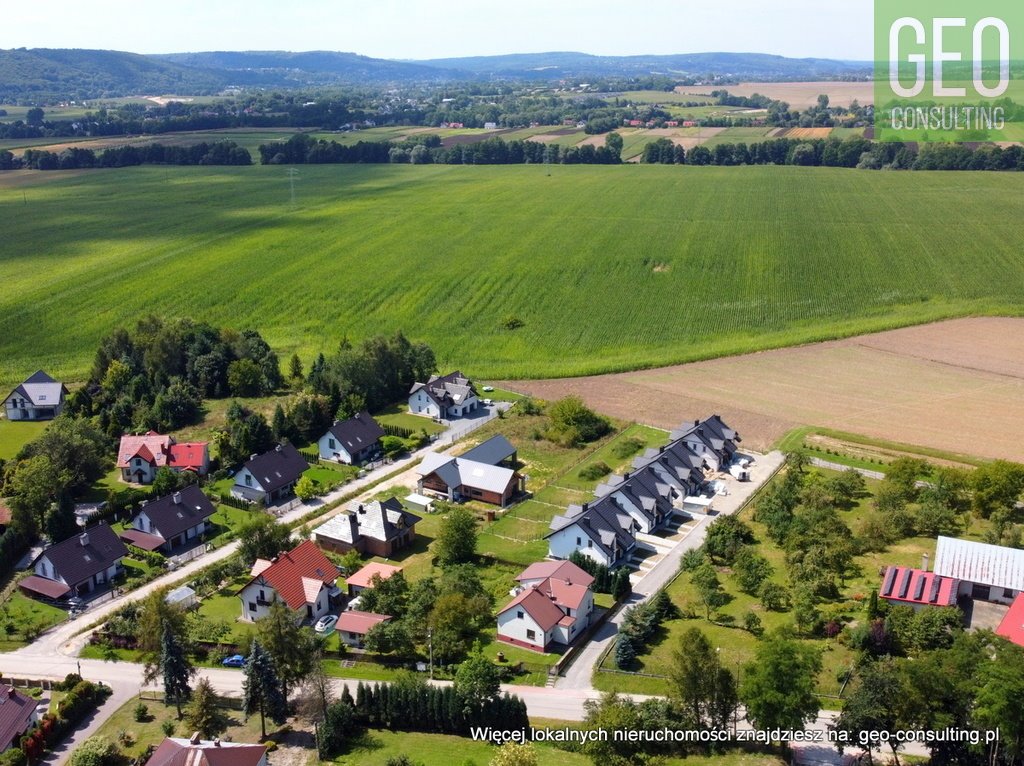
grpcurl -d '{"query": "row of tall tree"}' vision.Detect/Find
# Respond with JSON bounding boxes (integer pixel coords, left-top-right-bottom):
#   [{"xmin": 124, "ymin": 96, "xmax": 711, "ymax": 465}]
[{"xmin": 0, "ymin": 141, "xmax": 251, "ymax": 171}]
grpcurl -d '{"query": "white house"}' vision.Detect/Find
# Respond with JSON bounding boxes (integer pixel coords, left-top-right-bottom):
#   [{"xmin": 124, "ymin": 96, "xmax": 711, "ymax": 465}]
[
  {"xmin": 20, "ymin": 524, "xmax": 128, "ymax": 601},
  {"xmin": 4, "ymin": 370, "xmax": 67, "ymax": 421},
  {"xmin": 408, "ymin": 371, "xmax": 479, "ymax": 419},
  {"xmin": 231, "ymin": 443, "xmax": 308, "ymax": 505},
  {"xmin": 546, "ymin": 498, "xmax": 638, "ymax": 568},
  {"xmin": 238, "ymin": 540, "xmax": 341, "ymax": 624},
  {"xmin": 497, "ymin": 561, "xmax": 595, "ymax": 652},
  {"xmin": 317, "ymin": 411, "xmax": 385, "ymax": 464},
  {"xmin": 119, "ymin": 485, "xmax": 216, "ymax": 553}
]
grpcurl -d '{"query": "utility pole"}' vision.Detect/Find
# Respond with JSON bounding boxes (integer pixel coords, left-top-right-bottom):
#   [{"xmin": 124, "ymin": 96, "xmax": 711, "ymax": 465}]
[{"xmin": 428, "ymin": 629, "xmax": 433, "ymax": 680}]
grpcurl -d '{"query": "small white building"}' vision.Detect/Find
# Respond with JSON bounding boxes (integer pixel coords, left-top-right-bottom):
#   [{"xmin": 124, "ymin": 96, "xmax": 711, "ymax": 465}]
[
  {"xmin": 934, "ymin": 536, "xmax": 1024, "ymax": 604},
  {"xmin": 336, "ymin": 610, "xmax": 390, "ymax": 648},
  {"xmin": 232, "ymin": 443, "xmax": 308, "ymax": 505},
  {"xmin": 4, "ymin": 370, "xmax": 67, "ymax": 421},
  {"xmin": 317, "ymin": 412, "xmax": 385, "ymax": 465},
  {"xmin": 20, "ymin": 524, "xmax": 128, "ymax": 600}
]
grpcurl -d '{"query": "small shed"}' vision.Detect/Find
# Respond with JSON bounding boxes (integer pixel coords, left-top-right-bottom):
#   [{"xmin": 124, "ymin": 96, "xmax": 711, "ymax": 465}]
[
  {"xmin": 404, "ymin": 493, "xmax": 434, "ymax": 513},
  {"xmin": 165, "ymin": 585, "xmax": 197, "ymax": 610}
]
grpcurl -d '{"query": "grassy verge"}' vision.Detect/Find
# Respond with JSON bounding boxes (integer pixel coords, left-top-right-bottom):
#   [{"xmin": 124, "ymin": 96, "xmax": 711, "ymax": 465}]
[{"xmin": 0, "ymin": 418, "xmax": 49, "ymax": 459}]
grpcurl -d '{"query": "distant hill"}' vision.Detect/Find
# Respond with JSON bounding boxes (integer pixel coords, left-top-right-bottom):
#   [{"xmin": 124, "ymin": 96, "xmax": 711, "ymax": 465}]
[
  {"xmin": 0, "ymin": 48, "xmax": 230, "ymax": 101},
  {"xmin": 0, "ymin": 47, "xmax": 871, "ymax": 103},
  {"xmin": 418, "ymin": 51, "xmax": 872, "ymax": 81}
]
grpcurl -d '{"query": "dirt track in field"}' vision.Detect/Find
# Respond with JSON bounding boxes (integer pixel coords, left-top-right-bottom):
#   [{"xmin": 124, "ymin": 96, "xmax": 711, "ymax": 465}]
[{"xmin": 501, "ymin": 317, "xmax": 1024, "ymax": 461}]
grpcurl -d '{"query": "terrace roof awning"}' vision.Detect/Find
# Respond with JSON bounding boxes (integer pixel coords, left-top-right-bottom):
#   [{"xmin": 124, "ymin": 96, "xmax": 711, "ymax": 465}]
[
  {"xmin": 19, "ymin": 575, "xmax": 71, "ymax": 599},
  {"xmin": 119, "ymin": 529, "xmax": 167, "ymax": 551}
]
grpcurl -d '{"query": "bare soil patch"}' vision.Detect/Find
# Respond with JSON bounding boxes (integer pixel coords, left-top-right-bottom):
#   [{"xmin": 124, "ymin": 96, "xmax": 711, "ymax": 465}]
[
  {"xmin": 501, "ymin": 317, "xmax": 1024, "ymax": 461},
  {"xmin": 676, "ymin": 81, "xmax": 874, "ymax": 110}
]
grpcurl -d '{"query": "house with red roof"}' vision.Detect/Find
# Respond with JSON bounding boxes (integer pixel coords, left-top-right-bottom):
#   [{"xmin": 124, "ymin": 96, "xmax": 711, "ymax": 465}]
[
  {"xmin": 879, "ymin": 565, "xmax": 959, "ymax": 611},
  {"xmin": 345, "ymin": 562, "xmax": 402, "ymax": 597},
  {"xmin": 144, "ymin": 735, "xmax": 267, "ymax": 766},
  {"xmin": 337, "ymin": 610, "xmax": 391, "ymax": 648},
  {"xmin": 497, "ymin": 560, "xmax": 595, "ymax": 652},
  {"xmin": 117, "ymin": 431, "xmax": 209, "ymax": 485},
  {"xmin": 238, "ymin": 540, "xmax": 341, "ymax": 625},
  {"xmin": 996, "ymin": 594, "xmax": 1024, "ymax": 648},
  {"xmin": 0, "ymin": 684, "xmax": 39, "ymax": 753}
]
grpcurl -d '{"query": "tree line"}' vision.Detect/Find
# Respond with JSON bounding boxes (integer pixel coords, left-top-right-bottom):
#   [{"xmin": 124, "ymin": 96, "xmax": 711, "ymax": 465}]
[{"xmin": 0, "ymin": 140, "xmax": 252, "ymax": 171}]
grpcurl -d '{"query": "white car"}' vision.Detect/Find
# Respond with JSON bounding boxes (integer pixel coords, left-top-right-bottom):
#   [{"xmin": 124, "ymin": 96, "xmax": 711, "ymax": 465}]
[
  {"xmin": 483, "ymin": 398, "xmax": 493, "ymax": 405},
  {"xmin": 482, "ymin": 386, "xmax": 494, "ymax": 392},
  {"xmin": 314, "ymin": 615, "xmax": 338, "ymax": 634}
]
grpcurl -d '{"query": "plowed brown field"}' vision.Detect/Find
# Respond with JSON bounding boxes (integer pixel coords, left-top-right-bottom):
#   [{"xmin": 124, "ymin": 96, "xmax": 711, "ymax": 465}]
[{"xmin": 502, "ymin": 317, "xmax": 1024, "ymax": 461}]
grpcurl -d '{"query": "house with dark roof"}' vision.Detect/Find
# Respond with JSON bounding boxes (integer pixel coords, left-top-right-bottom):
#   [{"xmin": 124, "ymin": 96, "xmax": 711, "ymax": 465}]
[
  {"xmin": 238, "ymin": 539, "xmax": 341, "ymax": 624},
  {"xmin": 4, "ymin": 371, "xmax": 67, "ymax": 421},
  {"xmin": 497, "ymin": 560, "xmax": 595, "ymax": 652},
  {"xmin": 231, "ymin": 443, "xmax": 308, "ymax": 505},
  {"xmin": 312, "ymin": 497, "xmax": 420, "ymax": 558},
  {"xmin": 21, "ymin": 523, "xmax": 127, "ymax": 600},
  {"xmin": 144, "ymin": 736, "xmax": 267, "ymax": 766},
  {"xmin": 316, "ymin": 412, "xmax": 385, "ymax": 465},
  {"xmin": 460, "ymin": 435, "xmax": 517, "ymax": 468},
  {"xmin": 0, "ymin": 684, "xmax": 39, "ymax": 753},
  {"xmin": 119, "ymin": 485, "xmax": 216, "ymax": 553},
  {"xmin": 408, "ymin": 371, "xmax": 479, "ymax": 420},
  {"xmin": 546, "ymin": 415, "xmax": 740, "ymax": 566},
  {"xmin": 117, "ymin": 431, "xmax": 210, "ymax": 485}
]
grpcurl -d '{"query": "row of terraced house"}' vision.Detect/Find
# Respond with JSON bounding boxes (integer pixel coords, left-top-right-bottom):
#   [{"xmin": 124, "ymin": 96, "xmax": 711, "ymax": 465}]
[{"xmin": 546, "ymin": 415, "xmax": 741, "ymax": 567}]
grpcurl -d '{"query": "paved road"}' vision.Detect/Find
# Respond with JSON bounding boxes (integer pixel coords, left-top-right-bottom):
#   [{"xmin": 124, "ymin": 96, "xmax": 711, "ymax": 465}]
[{"xmin": 557, "ymin": 451, "xmax": 786, "ymax": 690}]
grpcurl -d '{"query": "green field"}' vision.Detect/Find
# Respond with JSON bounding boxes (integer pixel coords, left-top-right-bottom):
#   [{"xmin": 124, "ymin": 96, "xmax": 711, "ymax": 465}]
[{"xmin": 3, "ymin": 163, "xmax": 1024, "ymax": 385}]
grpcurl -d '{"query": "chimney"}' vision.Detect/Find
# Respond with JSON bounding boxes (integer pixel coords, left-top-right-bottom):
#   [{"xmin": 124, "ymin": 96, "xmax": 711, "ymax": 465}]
[
  {"xmin": 190, "ymin": 732, "xmax": 201, "ymax": 745},
  {"xmin": 140, "ymin": 499, "xmax": 148, "ymax": 507},
  {"xmin": 333, "ymin": 420, "xmax": 340, "ymax": 427},
  {"xmin": 250, "ymin": 454, "xmax": 258, "ymax": 461},
  {"xmin": 79, "ymin": 532, "xmax": 89, "ymax": 547},
  {"xmin": 922, "ymin": 553, "xmax": 929, "ymax": 572},
  {"xmin": 275, "ymin": 444, "xmax": 282, "ymax": 452},
  {"xmin": 624, "ymin": 471, "xmax": 631, "ymax": 480},
  {"xmin": 581, "ymin": 502, "xmax": 589, "ymax": 512},
  {"xmin": 213, "ymin": 739, "xmax": 221, "ymax": 747},
  {"xmin": 694, "ymin": 419, "xmax": 699, "ymax": 427},
  {"xmin": 357, "ymin": 504, "xmax": 365, "ymax": 515},
  {"xmin": 172, "ymin": 492, "xmax": 182, "ymax": 505}
]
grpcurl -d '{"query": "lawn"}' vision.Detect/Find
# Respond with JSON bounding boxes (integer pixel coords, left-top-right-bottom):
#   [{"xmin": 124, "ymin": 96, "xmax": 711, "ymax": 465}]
[
  {"xmin": 0, "ymin": 418, "xmax": 49, "ymax": 459},
  {"xmin": 374, "ymin": 402, "xmax": 446, "ymax": 436},
  {"xmin": 4, "ymin": 164, "xmax": 1024, "ymax": 384},
  {"xmin": 90, "ymin": 694, "xmax": 274, "ymax": 761},
  {"xmin": 0, "ymin": 591, "xmax": 67, "ymax": 650}
]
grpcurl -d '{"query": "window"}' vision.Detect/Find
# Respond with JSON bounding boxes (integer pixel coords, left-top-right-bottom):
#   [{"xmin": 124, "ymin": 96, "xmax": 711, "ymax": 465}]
[
  {"xmin": 516, "ymin": 610, "xmax": 524, "ymax": 619},
  {"xmin": 329, "ymin": 438, "xmax": 335, "ymax": 449},
  {"xmin": 245, "ymin": 474, "xmax": 252, "ymax": 487},
  {"xmin": 587, "ymin": 539, "xmax": 592, "ymax": 548},
  {"xmin": 248, "ymin": 602, "xmax": 256, "ymax": 612},
  {"xmin": 576, "ymin": 537, "xmax": 581, "ymax": 545},
  {"xmin": 526, "ymin": 629, "xmax": 536, "ymax": 640},
  {"xmin": 1005, "ymin": 588, "xmax": 1016, "ymax": 599}
]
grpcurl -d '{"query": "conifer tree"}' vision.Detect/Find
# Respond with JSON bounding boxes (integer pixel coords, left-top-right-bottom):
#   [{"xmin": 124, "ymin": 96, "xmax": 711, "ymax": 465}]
[
  {"xmin": 160, "ymin": 625, "xmax": 195, "ymax": 718},
  {"xmin": 243, "ymin": 640, "xmax": 288, "ymax": 739}
]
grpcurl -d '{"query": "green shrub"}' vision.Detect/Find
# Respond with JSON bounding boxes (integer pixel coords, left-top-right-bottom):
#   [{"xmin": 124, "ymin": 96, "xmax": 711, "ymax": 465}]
[
  {"xmin": 133, "ymin": 703, "xmax": 149, "ymax": 722},
  {"xmin": 610, "ymin": 437, "xmax": 645, "ymax": 460},
  {"xmin": 578, "ymin": 461, "xmax": 612, "ymax": 482}
]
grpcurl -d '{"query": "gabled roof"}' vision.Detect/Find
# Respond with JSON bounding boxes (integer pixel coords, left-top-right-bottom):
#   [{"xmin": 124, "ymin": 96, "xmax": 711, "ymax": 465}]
[
  {"xmin": 499, "ymin": 587, "xmax": 566, "ymax": 632},
  {"xmin": 516, "ymin": 560, "xmax": 595, "ymax": 588},
  {"xmin": 245, "ymin": 540, "xmax": 339, "ymax": 611},
  {"xmin": 879, "ymin": 566, "xmax": 958, "ymax": 606},
  {"xmin": 417, "ymin": 452, "xmax": 517, "ymax": 495},
  {"xmin": 132, "ymin": 485, "xmax": 215, "ymax": 541},
  {"xmin": 461, "ymin": 435, "xmax": 517, "ymax": 466},
  {"xmin": 0, "ymin": 685, "xmax": 37, "ymax": 753},
  {"xmin": 168, "ymin": 442, "xmax": 208, "ymax": 471},
  {"xmin": 346, "ymin": 562, "xmax": 402, "ymax": 590},
  {"xmin": 34, "ymin": 523, "xmax": 128, "ymax": 588},
  {"xmin": 334, "ymin": 498, "xmax": 421, "ymax": 545},
  {"xmin": 146, "ymin": 738, "xmax": 267, "ymax": 766},
  {"xmin": 7, "ymin": 370, "xmax": 66, "ymax": 407},
  {"xmin": 325, "ymin": 412, "xmax": 385, "ymax": 455},
  {"xmin": 118, "ymin": 432, "xmax": 172, "ymax": 469},
  {"xmin": 410, "ymin": 370, "xmax": 477, "ymax": 408},
  {"xmin": 547, "ymin": 496, "xmax": 636, "ymax": 559},
  {"xmin": 337, "ymin": 610, "xmax": 391, "ymax": 635},
  {"xmin": 996, "ymin": 594, "xmax": 1024, "ymax": 648},
  {"xmin": 240, "ymin": 443, "xmax": 308, "ymax": 493},
  {"xmin": 934, "ymin": 537, "xmax": 1024, "ymax": 592}
]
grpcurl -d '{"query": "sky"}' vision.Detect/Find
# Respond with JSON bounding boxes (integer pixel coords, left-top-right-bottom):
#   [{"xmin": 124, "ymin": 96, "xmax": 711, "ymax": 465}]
[{"xmin": 0, "ymin": 1, "xmax": 874, "ymax": 61}]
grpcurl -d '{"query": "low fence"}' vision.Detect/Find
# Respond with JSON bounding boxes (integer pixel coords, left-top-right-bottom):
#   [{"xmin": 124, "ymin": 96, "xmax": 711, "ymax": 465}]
[
  {"xmin": 0, "ymin": 676, "xmax": 53, "ymax": 691},
  {"xmin": 167, "ymin": 544, "xmax": 211, "ymax": 569}
]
